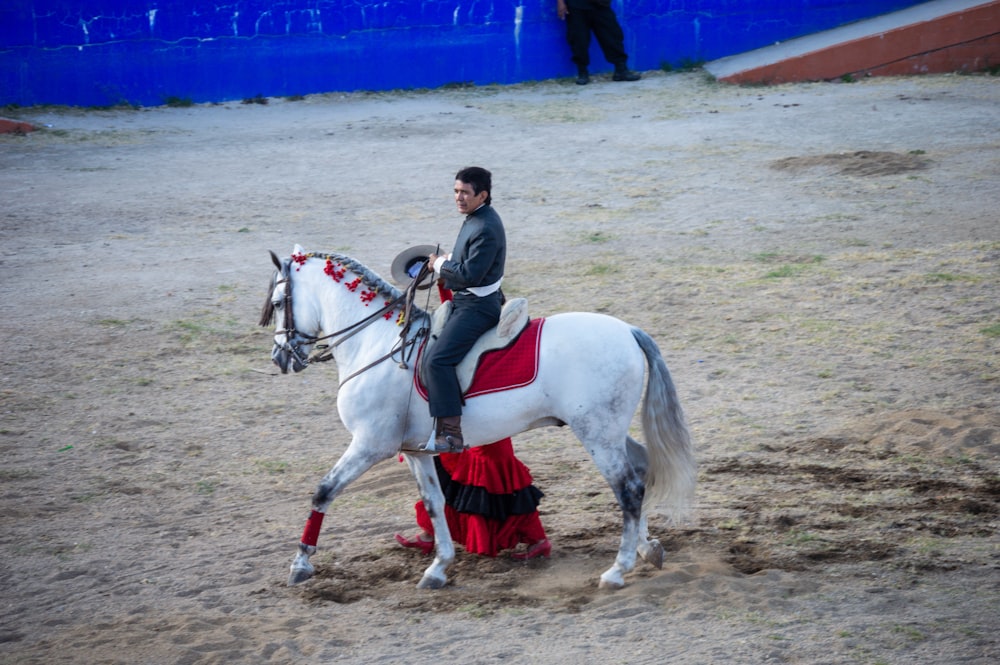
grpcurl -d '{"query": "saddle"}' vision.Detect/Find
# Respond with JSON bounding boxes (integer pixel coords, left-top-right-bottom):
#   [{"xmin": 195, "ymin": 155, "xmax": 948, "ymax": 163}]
[{"xmin": 419, "ymin": 297, "xmax": 530, "ymax": 394}]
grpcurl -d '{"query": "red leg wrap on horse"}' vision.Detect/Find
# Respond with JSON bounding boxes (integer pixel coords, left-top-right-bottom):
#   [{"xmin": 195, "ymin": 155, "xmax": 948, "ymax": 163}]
[{"xmin": 301, "ymin": 510, "xmax": 325, "ymax": 547}]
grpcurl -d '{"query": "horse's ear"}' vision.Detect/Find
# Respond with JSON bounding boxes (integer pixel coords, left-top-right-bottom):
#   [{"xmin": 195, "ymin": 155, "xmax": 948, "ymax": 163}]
[
  {"xmin": 270, "ymin": 250, "xmax": 281, "ymax": 270},
  {"xmin": 293, "ymin": 243, "xmax": 305, "ymax": 256}
]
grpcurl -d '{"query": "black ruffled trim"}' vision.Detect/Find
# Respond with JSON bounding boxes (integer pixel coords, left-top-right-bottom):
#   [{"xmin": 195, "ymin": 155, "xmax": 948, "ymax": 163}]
[{"xmin": 435, "ymin": 457, "xmax": 543, "ymax": 522}]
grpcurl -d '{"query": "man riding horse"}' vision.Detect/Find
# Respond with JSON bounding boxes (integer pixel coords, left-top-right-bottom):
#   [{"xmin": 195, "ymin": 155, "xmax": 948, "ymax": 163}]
[{"xmin": 422, "ymin": 166, "xmax": 506, "ymax": 453}]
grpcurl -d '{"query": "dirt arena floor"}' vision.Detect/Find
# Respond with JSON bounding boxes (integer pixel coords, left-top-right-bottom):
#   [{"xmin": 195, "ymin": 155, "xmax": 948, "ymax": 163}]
[{"xmin": 1, "ymin": 71, "xmax": 998, "ymax": 664}]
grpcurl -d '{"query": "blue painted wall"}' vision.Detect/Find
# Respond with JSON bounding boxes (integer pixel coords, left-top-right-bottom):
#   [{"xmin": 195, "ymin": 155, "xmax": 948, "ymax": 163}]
[{"xmin": 0, "ymin": 1, "xmax": 925, "ymax": 107}]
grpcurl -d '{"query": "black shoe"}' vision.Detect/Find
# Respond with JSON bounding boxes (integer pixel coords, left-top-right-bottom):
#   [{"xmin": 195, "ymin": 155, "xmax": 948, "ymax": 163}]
[
  {"xmin": 576, "ymin": 71, "xmax": 590, "ymax": 85},
  {"xmin": 612, "ymin": 69, "xmax": 641, "ymax": 82}
]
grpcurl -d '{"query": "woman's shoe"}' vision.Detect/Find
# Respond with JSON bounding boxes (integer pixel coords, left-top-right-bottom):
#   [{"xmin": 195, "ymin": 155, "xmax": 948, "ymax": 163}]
[
  {"xmin": 512, "ymin": 538, "xmax": 551, "ymax": 560},
  {"xmin": 395, "ymin": 532, "xmax": 434, "ymax": 555}
]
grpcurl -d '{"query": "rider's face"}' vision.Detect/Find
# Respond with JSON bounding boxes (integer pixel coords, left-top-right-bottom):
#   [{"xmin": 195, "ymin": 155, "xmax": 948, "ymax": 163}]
[{"xmin": 454, "ymin": 180, "xmax": 488, "ymax": 216}]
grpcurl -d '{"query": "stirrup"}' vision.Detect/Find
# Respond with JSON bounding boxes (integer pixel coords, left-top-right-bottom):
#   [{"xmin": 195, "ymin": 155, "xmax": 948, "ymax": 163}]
[
  {"xmin": 420, "ymin": 417, "xmax": 465, "ymax": 453},
  {"xmin": 419, "ymin": 433, "xmax": 466, "ymax": 454}
]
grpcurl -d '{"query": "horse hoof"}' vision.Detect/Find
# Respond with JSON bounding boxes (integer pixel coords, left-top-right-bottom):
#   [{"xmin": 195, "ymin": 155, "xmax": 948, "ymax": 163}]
[
  {"xmin": 638, "ymin": 539, "xmax": 665, "ymax": 570},
  {"xmin": 598, "ymin": 570, "xmax": 625, "ymax": 590},
  {"xmin": 287, "ymin": 562, "xmax": 315, "ymax": 586},
  {"xmin": 416, "ymin": 572, "xmax": 447, "ymax": 590}
]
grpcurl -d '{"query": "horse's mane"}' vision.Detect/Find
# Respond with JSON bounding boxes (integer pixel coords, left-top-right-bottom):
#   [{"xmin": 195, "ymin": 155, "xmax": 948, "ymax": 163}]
[
  {"xmin": 259, "ymin": 272, "xmax": 277, "ymax": 326},
  {"xmin": 259, "ymin": 251, "xmax": 427, "ymax": 327}
]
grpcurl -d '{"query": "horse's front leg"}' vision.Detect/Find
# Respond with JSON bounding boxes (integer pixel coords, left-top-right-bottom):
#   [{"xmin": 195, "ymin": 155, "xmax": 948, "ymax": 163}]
[
  {"xmin": 402, "ymin": 453, "xmax": 455, "ymax": 589},
  {"xmin": 288, "ymin": 445, "xmax": 386, "ymax": 586}
]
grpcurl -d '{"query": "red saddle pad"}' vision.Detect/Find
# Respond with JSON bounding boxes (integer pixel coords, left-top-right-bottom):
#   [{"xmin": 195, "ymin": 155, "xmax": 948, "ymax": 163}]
[{"xmin": 415, "ymin": 318, "xmax": 545, "ymax": 400}]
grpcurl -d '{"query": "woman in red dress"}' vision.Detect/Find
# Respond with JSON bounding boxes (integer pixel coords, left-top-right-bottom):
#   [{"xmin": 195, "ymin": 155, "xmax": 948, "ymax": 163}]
[
  {"xmin": 392, "ymin": 252, "xmax": 550, "ymax": 559},
  {"xmin": 395, "ymin": 437, "xmax": 551, "ymax": 559}
]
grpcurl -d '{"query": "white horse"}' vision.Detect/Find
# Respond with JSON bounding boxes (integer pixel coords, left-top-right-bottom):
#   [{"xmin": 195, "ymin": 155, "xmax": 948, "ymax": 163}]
[{"xmin": 260, "ymin": 245, "xmax": 696, "ymax": 590}]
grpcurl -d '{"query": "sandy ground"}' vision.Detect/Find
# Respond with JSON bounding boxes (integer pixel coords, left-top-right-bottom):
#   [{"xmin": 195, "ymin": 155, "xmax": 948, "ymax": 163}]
[{"xmin": 1, "ymin": 71, "xmax": 998, "ymax": 664}]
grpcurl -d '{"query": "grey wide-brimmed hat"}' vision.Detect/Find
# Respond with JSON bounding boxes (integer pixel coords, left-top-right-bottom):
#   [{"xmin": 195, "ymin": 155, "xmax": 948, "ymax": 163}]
[{"xmin": 390, "ymin": 244, "xmax": 437, "ymax": 289}]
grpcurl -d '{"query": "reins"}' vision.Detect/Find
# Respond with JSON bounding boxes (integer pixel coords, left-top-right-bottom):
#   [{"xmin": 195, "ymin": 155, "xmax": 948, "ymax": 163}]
[
  {"xmin": 306, "ymin": 295, "xmax": 408, "ymax": 362},
  {"xmin": 279, "ymin": 258, "xmax": 434, "ymax": 388},
  {"xmin": 264, "ymin": 253, "xmax": 438, "ymax": 454}
]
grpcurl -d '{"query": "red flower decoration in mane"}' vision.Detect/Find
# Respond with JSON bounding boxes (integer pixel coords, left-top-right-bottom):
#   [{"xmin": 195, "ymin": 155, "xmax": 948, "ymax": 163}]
[
  {"xmin": 323, "ymin": 259, "xmax": 345, "ymax": 282},
  {"xmin": 360, "ymin": 290, "xmax": 376, "ymax": 305},
  {"xmin": 383, "ymin": 300, "xmax": 395, "ymax": 320},
  {"xmin": 345, "ymin": 277, "xmax": 362, "ymax": 292}
]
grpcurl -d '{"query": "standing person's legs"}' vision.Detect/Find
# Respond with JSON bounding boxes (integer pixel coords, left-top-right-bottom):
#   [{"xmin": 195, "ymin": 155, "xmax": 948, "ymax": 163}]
[
  {"xmin": 589, "ymin": 4, "xmax": 628, "ymax": 69},
  {"xmin": 565, "ymin": 7, "xmax": 594, "ymax": 83}
]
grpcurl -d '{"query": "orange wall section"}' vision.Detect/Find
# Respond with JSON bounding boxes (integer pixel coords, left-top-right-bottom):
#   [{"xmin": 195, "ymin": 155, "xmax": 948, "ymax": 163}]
[{"xmin": 719, "ymin": 1, "xmax": 1000, "ymax": 84}]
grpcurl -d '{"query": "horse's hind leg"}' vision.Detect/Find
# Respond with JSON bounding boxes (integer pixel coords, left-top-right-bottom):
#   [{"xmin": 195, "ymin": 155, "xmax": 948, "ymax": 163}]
[
  {"xmin": 636, "ymin": 513, "xmax": 665, "ymax": 569},
  {"xmin": 579, "ymin": 434, "xmax": 645, "ymax": 589},
  {"xmin": 627, "ymin": 436, "xmax": 664, "ymax": 570},
  {"xmin": 598, "ymin": 463, "xmax": 645, "ymax": 589}
]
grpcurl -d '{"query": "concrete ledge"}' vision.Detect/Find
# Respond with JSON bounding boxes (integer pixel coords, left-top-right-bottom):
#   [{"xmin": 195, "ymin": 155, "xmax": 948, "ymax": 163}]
[{"xmin": 706, "ymin": 0, "xmax": 1000, "ymax": 84}]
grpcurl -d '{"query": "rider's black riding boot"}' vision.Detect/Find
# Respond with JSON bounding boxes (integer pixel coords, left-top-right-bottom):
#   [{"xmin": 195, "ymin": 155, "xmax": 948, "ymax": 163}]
[{"xmin": 434, "ymin": 416, "xmax": 465, "ymax": 452}]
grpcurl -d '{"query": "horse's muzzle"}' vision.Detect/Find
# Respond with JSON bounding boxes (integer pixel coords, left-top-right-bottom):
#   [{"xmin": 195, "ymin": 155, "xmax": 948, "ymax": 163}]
[{"xmin": 272, "ymin": 338, "xmax": 309, "ymax": 374}]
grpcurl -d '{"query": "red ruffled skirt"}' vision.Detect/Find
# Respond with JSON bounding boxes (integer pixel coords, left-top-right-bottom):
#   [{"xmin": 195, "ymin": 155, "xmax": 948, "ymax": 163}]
[{"xmin": 414, "ymin": 437, "xmax": 547, "ymax": 556}]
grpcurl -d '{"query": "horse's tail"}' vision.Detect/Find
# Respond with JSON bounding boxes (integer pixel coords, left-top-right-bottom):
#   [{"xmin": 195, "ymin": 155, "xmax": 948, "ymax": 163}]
[{"xmin": 631, "ymin": 327, "xmax": 697, "ymax": 522}]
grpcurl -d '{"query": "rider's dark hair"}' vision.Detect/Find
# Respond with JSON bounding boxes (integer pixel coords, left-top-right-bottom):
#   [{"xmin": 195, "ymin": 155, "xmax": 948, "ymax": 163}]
[{"xmin": 455, "ymin": 166, "xmax": 492, "ymax": 205}]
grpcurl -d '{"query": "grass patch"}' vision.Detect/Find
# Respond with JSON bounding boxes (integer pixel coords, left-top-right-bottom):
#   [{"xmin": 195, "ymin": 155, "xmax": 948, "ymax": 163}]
[
  {"xmin": 583, "ymin": 263, "xmax": 619, "ymax": 276},
  {"xmin": 170, "ymin": 319, "xmax": 211, "ymax": 343},
  {"xmin": 582, "ymin": 230, "xmax": 615, "ymax": 243},
  {"xmin": 661, "ymin": 58, "xmax": 705, "ymax": 72},
  {"xmin": 764, "ymin": 264, "xmax": 806, "ymax": 279},
  {"xmin": 981, "ymin": 323, "xmax": 1000, "ymax": 338},
  {"xmin": 71, "ymin": 490, "xmax": 104, "ymax": 503},
  {"xmin": 748, "ymin": 253, "xmax": 826, "ymax": 279},
  {"xmin": 166, "ymin": 313, "xmax": 255, "ymax": 348},
  {"xmin": 164, "ymin": 96, "xmax": 194, "ymax": 108},
  {"xmin": 784, "ymin": 529, "xmax": 822, "ymax": 545},
  {"xmin": 97, "ymin": 318, "xmax": 133, "ymax": 327},
  {"xmin": 890, "ymin": 624, "xmax": 926, "ymax": 642},
  {"xmin": 55, "ymin": 541, "xmax": 93, "ymax": 560},
  {"xmin": 752, "ymin": 252, "xmax": 825, "ymax": 265},
  {"xmin": 254, "ymin": 459, "xmax": 290, "ymax": 475},
  {"xmin": 924, "ymin": 272, "xmax": 975, "ymax": 283},
  {"xmin": 0, "ymin": 468, "xmax": 41, "ymax": 481},
  {"xmin": 456, "ymin": 603, "xmax": 493, "ymax": 619}
]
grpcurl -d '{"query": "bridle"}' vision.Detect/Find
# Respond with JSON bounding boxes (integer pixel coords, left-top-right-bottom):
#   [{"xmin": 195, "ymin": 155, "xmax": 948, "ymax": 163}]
[{"xmin": 270, "ymin": 256, "xmax": 430, "ymax": 384}]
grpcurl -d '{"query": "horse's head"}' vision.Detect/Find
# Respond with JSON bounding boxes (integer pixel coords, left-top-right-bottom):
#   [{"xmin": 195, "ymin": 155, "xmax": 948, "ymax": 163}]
[{"xmin": 259, "ymin": 247, "xmax": 319, "ymax": 374}]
